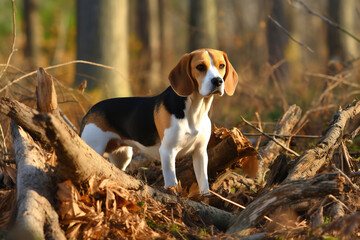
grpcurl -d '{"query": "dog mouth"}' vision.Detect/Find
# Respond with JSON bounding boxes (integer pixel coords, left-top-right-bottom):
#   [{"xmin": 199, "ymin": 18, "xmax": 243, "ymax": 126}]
[{"xmin": 210, "ymin": 87, "xmax": 224, "ymax": 96}]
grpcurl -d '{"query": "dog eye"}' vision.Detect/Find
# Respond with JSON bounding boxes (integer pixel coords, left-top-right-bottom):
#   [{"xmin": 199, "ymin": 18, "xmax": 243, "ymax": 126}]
[
  {"xmin": 196, "ymin": 64, "xmax": 206, "ymax": 72},
  {"xmin": 219, "ymin": 64, "xmax": 225, "ymax": 69}
]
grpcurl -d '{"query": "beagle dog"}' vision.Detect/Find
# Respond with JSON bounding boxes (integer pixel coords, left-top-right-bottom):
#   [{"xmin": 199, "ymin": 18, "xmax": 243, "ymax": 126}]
[{"xmin": 80, "ymin": 49, "xmax": 238, "ymax": 194}]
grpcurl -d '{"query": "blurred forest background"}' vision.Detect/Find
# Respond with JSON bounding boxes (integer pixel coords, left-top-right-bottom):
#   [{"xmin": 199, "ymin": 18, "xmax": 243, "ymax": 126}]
[{"xmin": 1, "ymin": 0, "xmax": 360, "ymax": 130}]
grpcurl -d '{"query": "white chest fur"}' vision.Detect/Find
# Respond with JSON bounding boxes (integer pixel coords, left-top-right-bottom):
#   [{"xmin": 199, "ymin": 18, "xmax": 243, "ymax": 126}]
[
  {"xmin": 161, "ymin": 96, "xmax": 213, "ymax": 157},
  {"xmin": 158, "ymin": 95, "xmax": 213, "ymax": 193}
]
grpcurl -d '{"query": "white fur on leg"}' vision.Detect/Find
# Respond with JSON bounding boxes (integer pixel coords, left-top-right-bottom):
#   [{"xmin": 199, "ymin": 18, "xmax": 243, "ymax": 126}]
[
  {"xmin": 159, "ymin": 146, "xmax": 178, "ymax": 188},
  {"xmin": 108, "ymin": 146, "xmax": 133, "ymax": 171},
  {"xmin": 192, "ymin": 149, "xmax": 210, "ymax": 194}
]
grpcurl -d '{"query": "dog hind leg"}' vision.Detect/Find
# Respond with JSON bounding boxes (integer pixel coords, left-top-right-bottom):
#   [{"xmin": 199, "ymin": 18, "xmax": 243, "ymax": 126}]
[{"xmin": 108, "ymin": 146, "xmax": 133, "ymax": 171}]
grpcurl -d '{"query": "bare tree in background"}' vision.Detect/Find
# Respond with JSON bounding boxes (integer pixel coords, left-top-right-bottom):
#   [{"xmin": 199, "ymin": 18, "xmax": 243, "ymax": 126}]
[
  {"xmin": 188, "ymin": 0, "xmax": 218, "ymax": 51},
  {"xmin": 23, "ymin": 0, "xmax": 41, "ymax": 69},
  {"xmin": 266, "ymin": 0, "xmax": 289, "ymax": 86},
  {"xmin": 76, "ymin": 0, "xmax": 131, "ymax": 98},
  {"xmin": 340, "ymin": 0, "xmax": 360, "ymax": 62},
  {"xmin": 159, "ymin": 0, "xmax": 175, "ymax": 82},
  {"xmin": 327, "ymin": 0, "xmax": 343, "ymax": 64},
  {"xmin": 135, "ymin": 0, "xmax": 162, "ymax": 93}
]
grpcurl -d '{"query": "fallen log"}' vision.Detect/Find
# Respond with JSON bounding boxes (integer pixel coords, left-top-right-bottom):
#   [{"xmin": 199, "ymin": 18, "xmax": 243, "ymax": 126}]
[
  {"xmin": 286, "ymin": 100, "xmax": 360, "ymax": 181},
  {"xmin": 256, "ymin": 104, "xmax": 301, "ymax": 180},
  {"xmin": 11, "ymin": 122, "xmax": 66, "ymax": 240},
  {"xmin": 226, "ymin": 171, "xmax": 347, "ymax": 236}
]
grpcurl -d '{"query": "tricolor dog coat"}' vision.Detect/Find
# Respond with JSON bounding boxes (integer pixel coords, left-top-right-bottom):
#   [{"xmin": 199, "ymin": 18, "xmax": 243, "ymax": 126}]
[{"xmin": 80, "ymin": 49, "xmax": 238, "ymax": 194}]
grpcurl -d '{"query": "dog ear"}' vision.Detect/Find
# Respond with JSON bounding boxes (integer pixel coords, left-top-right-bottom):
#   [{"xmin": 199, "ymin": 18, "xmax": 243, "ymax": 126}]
[
  {"xmin": 168, "ymin": 53, "xmax": 195, "ymax": 96},
  {"xmin": 223, "ymin": 52, "xmax": 238, "ymax": 96}
]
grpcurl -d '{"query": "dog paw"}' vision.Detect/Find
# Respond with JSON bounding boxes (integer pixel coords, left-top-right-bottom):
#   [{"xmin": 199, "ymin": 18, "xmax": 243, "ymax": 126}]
[{"xmin": 165, "ymin": 186, "xmax": 179, "ymax": 196}]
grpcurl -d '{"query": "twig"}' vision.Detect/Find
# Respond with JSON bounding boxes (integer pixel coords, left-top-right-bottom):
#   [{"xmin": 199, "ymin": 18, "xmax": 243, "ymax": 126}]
[
  {"xmin": 255, "ymin": 112, "xmax": 263, "ymax": 149},
  {"xmin": 291, "ymin": 0, "xmax": 360, "ymax": 43},
  {"xmin": 0, "ymin": 0, "xmax": 17, "ymax": 80},
  {"xmin": 0, "ymin": 59, "xmax": 129, "ymax": 94},
  {"xmin": 0, "ymin": 124, "xmax": 7, "ymax": 157},
  {"xmin": 243, "ymin": 133, "xmax": 321, "ymax": 139},
  {"xmin": 208, "ymin": 189, "xmax": 273, "ymax": 223},
  {"xmin": 58, "ymin": 108, "xmax": 78, "ymax": 133},
  {"xmin": 297, "ymin": 72, "xmax": 351, "ymax": 128},
  {"xmin": 267, "ymin": 60, "xmax": 289, "ymax": 110},
  {"xmin": 268, "ymin": 15, "xmax": 314, "ymax": 53},
  {"xmin": 332, "ymin": 166, "xmax": 360, "ymax": 192},
  {"xmin": 241, "ymin": 116, "xmax": 300, "ymax": 157},
  {"xmin": 306, "ymin": 72, "xmax": 359, "ymax": 89}
]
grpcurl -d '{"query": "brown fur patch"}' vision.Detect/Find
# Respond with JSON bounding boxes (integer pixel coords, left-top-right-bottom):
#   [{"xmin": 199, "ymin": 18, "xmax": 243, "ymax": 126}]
[
  {"xmin": 83, "ymin": 112, "xmax": 114, "ymax": 133},
  {"xmin": 105, "ymin": 138, "xmax": 124, "ymax": 153},
  {"xmin": 154, "ymin": 103, "xmax": 171, "ymax": 141}
]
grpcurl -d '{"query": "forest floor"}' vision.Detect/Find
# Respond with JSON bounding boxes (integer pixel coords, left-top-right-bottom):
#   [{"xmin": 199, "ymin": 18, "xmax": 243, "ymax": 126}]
[{"xmin": 0, "ymin": 66, "xmax": 360, "ymax": 240}]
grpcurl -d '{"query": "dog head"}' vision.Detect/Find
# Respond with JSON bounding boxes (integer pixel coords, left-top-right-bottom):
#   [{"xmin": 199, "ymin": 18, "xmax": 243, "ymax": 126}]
[{"xmin": 169, "ymin": 49, "xmax": 238, "ymax": 97}]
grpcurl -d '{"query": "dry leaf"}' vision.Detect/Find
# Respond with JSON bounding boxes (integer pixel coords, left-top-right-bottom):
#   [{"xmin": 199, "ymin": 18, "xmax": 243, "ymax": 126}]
[
  {"xmin": 66, "ymin": 223, "xmax": 81, "ymax": 239},
  {"xmin": 4, "ymin": 164, "xmax": 17, "ymax": 185},
  {"xmin": 88, "ymin": 175, "xmax": 99, "ymax": 194},
  {"xmin": 187, "ymin": 182, "xmax": 200, "ymax": 199},
  {"xmin": 57, "ymin": 180, "xmax": 80, "ymax": 202},
  {"xmin": 175, "ymin": 180, "xmax": 183, "ymax": 193},
  {"xmin": 239, "ymin": 155, "xmax": 258, "ymax": 178},
  {"xmin": 0, "ymin": 189, "xmax": 16, "ymax": 229},
  {"xmin": 106, "ymin": 188, "xmax": 116, "ymax": 212}
]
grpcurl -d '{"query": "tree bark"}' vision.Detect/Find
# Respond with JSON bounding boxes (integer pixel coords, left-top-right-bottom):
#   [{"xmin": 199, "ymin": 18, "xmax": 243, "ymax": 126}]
[
  {"xmin": 327, "ymin": 0, "xmax": 343, "ymax": 61},
  {"xmin": 11, "ymin": 122, "xmax": 66, "ymax": 240},
  {"xmin": 286, "ymin": 100, "xmax": 360, "ymax": 181},
  {"xmin": 256, "ymin": 105, "xmax": 301, "ymax": 180}
]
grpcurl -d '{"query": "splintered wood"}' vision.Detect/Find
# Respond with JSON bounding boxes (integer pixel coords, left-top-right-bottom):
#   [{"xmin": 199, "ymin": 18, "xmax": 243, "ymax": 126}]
[{"xmin": 210, "ymin": 126, "xmax": 258, "ymax": 178}]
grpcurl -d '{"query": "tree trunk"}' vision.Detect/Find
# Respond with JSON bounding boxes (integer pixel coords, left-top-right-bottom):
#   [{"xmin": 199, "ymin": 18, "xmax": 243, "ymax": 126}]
[
  {"xmin": 147, "ymin": 0, "xmax": 162, "ymax": 91},
  {"xmin": 159, "ymin": 0, "xmax": 175, "ymax": 82},
  {"xmin": 339, "ymin": 0, "xmax": 360, "ymax": 61},
  {"xmin": 23, "ymin": 0, "xmax": 41, "ymax": 68},
  {"xmin": 188, "ymin": 0, "xmax": 218, "ymax": 51},
  {"xmin": 327, "ymin": 0, "xmax": 343, "ymax": 61},
  {"xmin": 266, "ymin": 0, "xmax": 289, "ymax": 87},
  {"xmin": 76, "ymin": 0, "xmax": 131, "ymax": 97},
  {"xmin": 134, "ymin": 0, "xmax": 163, "ymax": 93}
]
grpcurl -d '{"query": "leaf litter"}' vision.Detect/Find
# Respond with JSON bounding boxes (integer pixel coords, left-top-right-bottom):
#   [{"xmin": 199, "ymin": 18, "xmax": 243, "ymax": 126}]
[{"xmin": 56, "ymin": 176, "xmax": 216, "ymax": 239}]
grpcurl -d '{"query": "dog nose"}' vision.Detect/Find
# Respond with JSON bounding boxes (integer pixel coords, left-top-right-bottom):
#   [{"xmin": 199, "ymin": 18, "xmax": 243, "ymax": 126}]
[{"xmin": 211, "ymin": 77, "xmax": 223, "ymax": 87}]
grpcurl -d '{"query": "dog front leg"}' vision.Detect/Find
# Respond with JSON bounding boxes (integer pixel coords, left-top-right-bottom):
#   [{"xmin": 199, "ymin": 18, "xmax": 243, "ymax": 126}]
[
  {"xmin": 159, "ymin": 146, "xmax": 178, "ymax": 189},
  {"xmin": 193, "ymin": 148, "xmax": 210, "ymax": 194}
]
